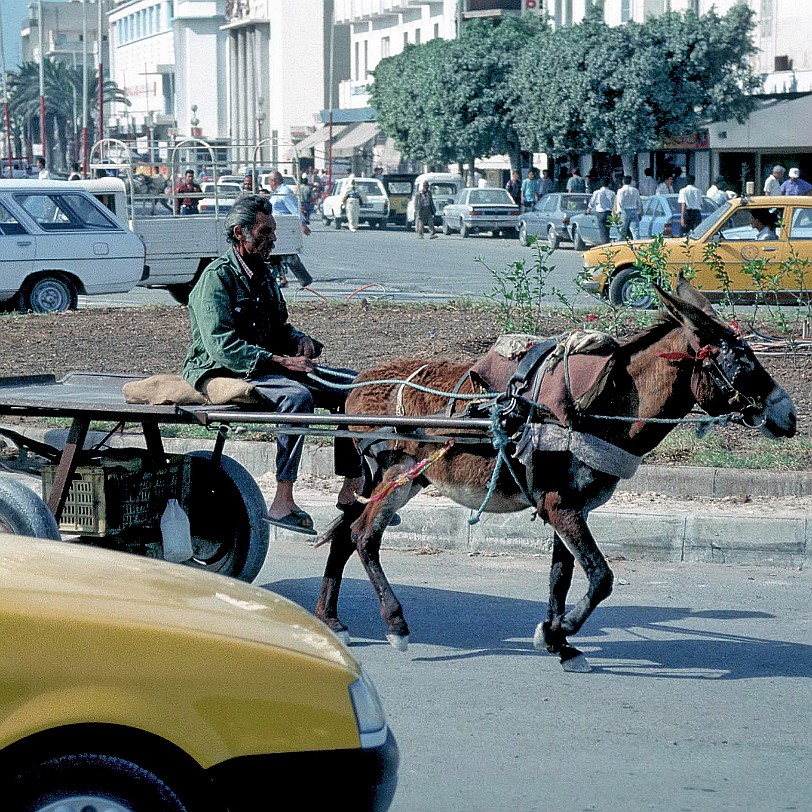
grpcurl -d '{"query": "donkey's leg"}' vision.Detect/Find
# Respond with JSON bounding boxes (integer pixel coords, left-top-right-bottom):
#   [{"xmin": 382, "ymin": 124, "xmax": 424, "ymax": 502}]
[
  {"xmin": 351, "ymin": 465, "xmax": 424, "ymax": 651},
  {"xmin": 533, "ymin": 533, "xmax": 576, "ymax": 656},
  {"xmin": 540, "ymin": 500, "xmax": 614, "ymax": 672},
  {"xmin": 316, "ymin": 504, "xmax": 364, "ymax": 646}
]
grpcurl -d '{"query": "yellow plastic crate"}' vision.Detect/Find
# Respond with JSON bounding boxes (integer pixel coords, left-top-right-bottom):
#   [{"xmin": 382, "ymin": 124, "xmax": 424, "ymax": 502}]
[{"xmin": 42, "ymin": 451, "xmax": 191, "ymax": 536}]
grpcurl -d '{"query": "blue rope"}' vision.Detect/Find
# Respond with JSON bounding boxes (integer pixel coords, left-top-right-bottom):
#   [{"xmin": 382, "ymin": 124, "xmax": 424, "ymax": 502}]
[{"xmin": 468, "ymin": 405, "xmax": 536, "ymax": 526}]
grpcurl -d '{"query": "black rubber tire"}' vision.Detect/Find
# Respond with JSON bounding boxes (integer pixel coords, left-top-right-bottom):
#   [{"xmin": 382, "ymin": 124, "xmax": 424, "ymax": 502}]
[
  {"xmin": 547, "ymin": 226, "xmax": 559, "ymax": 251},
  {"xmin": 460, "ymin": 221, "xmax": 470, "ymax": 239},
  {"xmin": 572, "ymin": 226, "xmax": 586, "ymax": 252},
  {"xmin": 184, "ymin": 451, "xmax": 269, "ymax": 583},
  {"xmin": 333, "ymin": 216, "xmax": 341, "ymax": 230},
  {"xmin": 19, "ymin": 274, "xmax": 78, "ymax": 313},
  {"xmin": 442, "ymin": 218, "xmax": 451, "ymax": 235},
  {"xmin": 8, "ymin": 753, "xmax": 194, "ymax": 812},
  {"xmin": 608, "ymin": 267, "xmax": 656, "ymax": 310},
  {"xmin": 377, "ymin": 220, "xmax": 387, "ymax": 229},
  {"xmin": 0, "ymin": 477, "xmax": 61, "ymax": 539},
  {"xmin": 167, "ymin": 283, "xmax": 192, "ymax": 305}
]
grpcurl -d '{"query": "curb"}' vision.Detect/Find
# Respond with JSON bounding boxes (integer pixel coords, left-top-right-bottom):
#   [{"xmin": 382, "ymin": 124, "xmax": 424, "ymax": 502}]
[{"xmin": 6, "ymin": 430, "xmax": 809, "ymax": 569}]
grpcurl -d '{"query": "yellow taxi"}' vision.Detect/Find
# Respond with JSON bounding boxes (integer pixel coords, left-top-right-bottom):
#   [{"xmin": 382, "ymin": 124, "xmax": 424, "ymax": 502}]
[
  {"xmin": 0, "ymin": 534, "xmax": 397, "ymax": 811},
  {"xmin": 581, "ymin": 195, "xmax": 812, "ymax": 308}
]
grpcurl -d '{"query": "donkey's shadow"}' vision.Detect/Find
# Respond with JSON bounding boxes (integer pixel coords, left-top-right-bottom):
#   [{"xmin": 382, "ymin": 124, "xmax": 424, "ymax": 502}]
[{"xmin": 265, "ymin": 576, "xmax": 812, "ymax": 681}]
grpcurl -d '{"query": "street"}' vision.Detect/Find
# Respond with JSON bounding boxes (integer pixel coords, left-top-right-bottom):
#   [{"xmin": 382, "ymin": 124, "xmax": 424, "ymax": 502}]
[
  {"xmin": 78, "ymin": 219, "xmax": 595, "ymax": 309},
  {"xmin": 259, "ymin": 540, "xmax": 812, "ymax": 812}
]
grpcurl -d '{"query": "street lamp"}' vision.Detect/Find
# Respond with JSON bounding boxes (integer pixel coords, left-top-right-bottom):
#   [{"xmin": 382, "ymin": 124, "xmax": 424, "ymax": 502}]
[
  {"xmin": 190, "ymin": 104, "xmax": 199, "ymax": 137},
  {"xmin": 255, "ymin": 97, "xmax": 265, "ymax": 166}
]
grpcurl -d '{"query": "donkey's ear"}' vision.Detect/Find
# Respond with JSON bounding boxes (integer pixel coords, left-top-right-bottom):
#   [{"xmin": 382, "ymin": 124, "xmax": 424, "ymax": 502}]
[
  {"xmin": 673, "ymin": 273, "xmax": 722, "ymax": 320},
  {"xmin": 653, "ymin": 278, "xmax": 725, "ymax": 348}
]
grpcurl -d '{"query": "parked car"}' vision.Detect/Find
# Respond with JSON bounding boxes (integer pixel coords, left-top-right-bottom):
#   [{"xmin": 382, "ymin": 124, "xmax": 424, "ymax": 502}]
[
  {"xmin": 582, "ymin": 195, "xmax": 812, "ymax": 308},
  {"xmin": 197, "ymin": 179, "xmax": 243, "ymax": 214},
  {"xmin": 637, "ymin": 193, "xmax": 718, "ymax": 239},
  {"xmin": 406, "ymin": 173, "xmax": 463, "ymax": 228},
  {"xmin": 322, "ymin": 177, "xmax": 390, "ymax": 229},
  {"xmin": 441, "ymin": 187, "xmax": 521, "ymax": 238},
  {"xmin": 0, "ymin": 179, "xmax": 147, "ymax": 313},
  {"xmin": 0, "ymin": 531, "xmax": 398, "ymax": 811},
  {"xmin": 381, "ymin": 173, "xmax": 418, "ymax": 227},
  {"xmin": 518, "ymin": 193, "xmax": 590, "ymax": 249}
]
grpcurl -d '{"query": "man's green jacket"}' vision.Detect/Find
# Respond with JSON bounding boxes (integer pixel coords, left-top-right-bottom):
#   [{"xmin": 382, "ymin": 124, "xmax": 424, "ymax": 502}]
[{"xmin": 183, "ymin": 249, "xmax": 315, "ymax": 389}]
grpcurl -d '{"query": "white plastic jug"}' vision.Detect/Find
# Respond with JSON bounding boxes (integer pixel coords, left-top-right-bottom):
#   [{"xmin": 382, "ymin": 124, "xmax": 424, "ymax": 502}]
[{"xmin": 160, "ymin": 499, "xmax": 193, "ymax": 563}]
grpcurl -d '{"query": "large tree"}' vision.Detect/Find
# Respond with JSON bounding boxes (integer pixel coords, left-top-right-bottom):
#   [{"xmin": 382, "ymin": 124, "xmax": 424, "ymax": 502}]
[{"xmin": 512, "ymin": 4, "xmax": 760, "ymax": 157}]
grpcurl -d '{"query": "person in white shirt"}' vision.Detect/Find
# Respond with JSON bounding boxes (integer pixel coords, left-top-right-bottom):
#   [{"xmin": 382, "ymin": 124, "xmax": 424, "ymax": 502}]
[
  {"xmin": 638, "ymin": 168, "xmax": 657, "ymax": 197},
  {"xmin": 36, "ymin": 157, "xmax": 50, "ymax": 180},
  {"xmin": 678, "ymin": 175, "xmax": 703, "ymax": 233},
  {"xmin": 750, "ymin": 209, "xmax": 778, "ymax": 240},
  {"xmin": 615, "ymin": 175, "xmax": 642, "ymax": 240},
  {"xmin": 586, "ymin": 178, "xmax": 616, "ymax": 245},
  {"xmin": 706, "ymin": 175, "xmax": 730, "ymax": 207},
  {"xmin": 763, "ymin": 165, "xmax": 785, "ymax": 196},
  {"xmin": 656, "ymin": 174, "xmax": 674, "ymax": 195}
]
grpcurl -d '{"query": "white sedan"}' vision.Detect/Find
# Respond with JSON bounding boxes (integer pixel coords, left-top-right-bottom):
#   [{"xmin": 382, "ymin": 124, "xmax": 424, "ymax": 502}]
[{"xmin": 441, "ymin": 187, "xmax": 521, "ymax": 238}]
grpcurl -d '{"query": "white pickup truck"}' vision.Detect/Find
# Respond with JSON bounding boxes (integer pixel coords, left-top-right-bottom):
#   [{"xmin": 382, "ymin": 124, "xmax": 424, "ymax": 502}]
[{"xmin": 84, "ymin": 178, "xmax": 304, "ymax": 304}]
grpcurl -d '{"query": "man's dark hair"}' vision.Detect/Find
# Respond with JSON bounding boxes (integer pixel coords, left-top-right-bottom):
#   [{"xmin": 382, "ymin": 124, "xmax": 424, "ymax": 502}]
[
  {"xmin": 751, "ymin": 207, "xmax": 778, "ymax": 228},
  {"xmin": 36, "ymin": 157, "xmax": 45, "ymax": 168},
  {"xmin": 623, "ymin": 175, "xmax": 632, "ymax": 184},
  {"xmin": 71, "ymin": 161, "xmax": 80, "ymax": 172},
  {"xmin": 644, "ymin": 168, "xmax": 653, "ymax": 177},
  {"xmin": 224, "ymin": 195, "xmax": 273, "ymax": 244},
  {"xmin": 685, "ymin": 174, "xmax": 695, "ymax": 185}
]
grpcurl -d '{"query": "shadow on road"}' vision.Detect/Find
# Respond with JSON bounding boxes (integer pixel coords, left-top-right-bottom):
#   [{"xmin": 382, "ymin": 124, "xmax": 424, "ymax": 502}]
[{"xmin": 264, "ymin": 576, "xmax": 811, "ymax": 681}]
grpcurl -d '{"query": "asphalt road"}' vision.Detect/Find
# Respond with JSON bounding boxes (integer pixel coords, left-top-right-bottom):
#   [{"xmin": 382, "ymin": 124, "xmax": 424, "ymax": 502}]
[
  {"xmin": 78, "ymin": 219, "xmax": 595, "ymax": 308},
  {"xmin": 259, "ymin": 540, "xmax": 812, "ymax": 812}
]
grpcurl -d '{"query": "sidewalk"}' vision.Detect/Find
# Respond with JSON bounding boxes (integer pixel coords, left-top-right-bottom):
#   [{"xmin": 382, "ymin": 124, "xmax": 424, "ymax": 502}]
[{"xmin": 154, "ymin": 436, "xmax": 811, "ymax": 569}]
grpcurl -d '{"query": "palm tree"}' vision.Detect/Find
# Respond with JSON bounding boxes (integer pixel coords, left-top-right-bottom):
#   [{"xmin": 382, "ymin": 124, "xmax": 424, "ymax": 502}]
[{"xmin": 6, "ymin": 58, "xmax": 129, "ymax": 172}]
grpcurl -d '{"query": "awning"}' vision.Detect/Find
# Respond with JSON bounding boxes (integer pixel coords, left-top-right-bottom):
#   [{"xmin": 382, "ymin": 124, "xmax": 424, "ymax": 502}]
[
  {"xmin": 294, "ymin": 124, "xmax": 348, "ymax": 153},
  {"xmin": 331, "ymin": 122, "xmax": 381, "ymax": 158}
]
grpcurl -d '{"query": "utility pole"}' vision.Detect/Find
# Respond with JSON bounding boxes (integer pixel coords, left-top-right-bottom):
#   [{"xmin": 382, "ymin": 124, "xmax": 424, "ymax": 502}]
[
  {"xmin": 38, "ymin": 0, "xmax": 46, "ymax": 165},
  {"xmin": 82, "ymin": 0, "xmax": 88, "ymax": 174},
  {"xmin": 97, "ymin": 0, "xmax": 104, "ymax": 144},
  {"xmin": 328, "ymin": 2, "xmax": 335, "ymax": 188},
  {"xmin": 0, "ymin": 3, "xmax": 14, "ymax": 177}
]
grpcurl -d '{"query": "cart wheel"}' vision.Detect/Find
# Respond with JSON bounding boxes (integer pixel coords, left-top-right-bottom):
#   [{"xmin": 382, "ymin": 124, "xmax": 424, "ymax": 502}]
[
  {"xmin": 184, "ymin": 452, "xmax": 269, "ymax": 583},
  {"xmin": 0, "ymin": 477, "xmax": 61, "ymax": 540}
]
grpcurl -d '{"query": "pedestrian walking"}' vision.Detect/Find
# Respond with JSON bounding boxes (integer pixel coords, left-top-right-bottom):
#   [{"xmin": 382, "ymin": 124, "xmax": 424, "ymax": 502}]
[
  {"xmin": 678, "ymin": 175, "xmax": 703, "ymax": 233},
  {"xmin": 764, "ymin": 165, "xmax": 785, "ymax": 196},
  {"xmin": 638, "ymin": 168, "xmax": 657, "ymax": 197},
  {"xmin": 780, "ymin": 167, "xmax": 812, "ymax": 196},
  {"xmin": 586, "ymin": 177, "xmax": 616, "ymax": 246},
  {"xmin": 414, "ymin": 181, "xmax": 437, "ymax": 238},
  {"xmin": 521, "ymin": 170, "xmax": 539, "ymax": 212},
  {"xmin": 341, "ymin": 178, "xmax": 363, "ymax": 232},
  {"xmin": 615, "ymin": 175, "xmax": 641, "ymax": 240},
  {"xmin": 566, "ymin": 167, "xmax": 586, "ymax": 193},
  {"xmin": 505, "ymin": 170, "xmax": 522, "ymax": 206},
  {"xmin": 538, "ymin": 169, "xmax": 553, "ymax": 198}
]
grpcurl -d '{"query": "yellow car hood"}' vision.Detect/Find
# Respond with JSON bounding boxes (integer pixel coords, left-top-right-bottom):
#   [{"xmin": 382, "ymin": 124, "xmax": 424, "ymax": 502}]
[{"xmin": 0, "ymin": 534, "xmax": 356, "ymax": 671}]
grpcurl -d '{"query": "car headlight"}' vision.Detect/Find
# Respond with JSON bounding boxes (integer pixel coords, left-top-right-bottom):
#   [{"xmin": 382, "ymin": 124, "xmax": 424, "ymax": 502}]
[{"xmin": 349, "ymin": 669, "xmax": 388, "ymax": 749}]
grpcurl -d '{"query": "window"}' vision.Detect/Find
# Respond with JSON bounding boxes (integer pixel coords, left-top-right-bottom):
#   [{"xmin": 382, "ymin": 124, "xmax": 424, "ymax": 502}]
[
  {"xmin": 433, "ymin": 23, "xmax": 439, "ymax": 39},
  {"xmin": 14, "ymin": 194, "xmax": 117, "ymax": 231},
  {"xmin": 363, "ymin": 40, "xmax": 368, "ymax": 75},
  {"xmin": 620, "ymin": 0, "xmax": 630, "ymax": 22},
  {"xmin": 403, "ymin": 31, "xmax": 408, "ymax": 48},
  {"xmin": 381, "ymin": 36, "xmax": 390, "ymax": 58},
  {"xmin": 354, "ymin": 41, "xmax": 360, "ymax": 80},
  {"xmin": 414, "ymin": 29, "xmax": 421, "ymax": 46},
  {"xmin": 0, "ymin": 204, "xmax": 26, "ymax": 236},
  {"xmin": 790, "ymin": 209, "xmax": 812, "ymax": 240},
  {"xmin": 719, "ymin": 208, "xmax": 761, "ymax": 241}
]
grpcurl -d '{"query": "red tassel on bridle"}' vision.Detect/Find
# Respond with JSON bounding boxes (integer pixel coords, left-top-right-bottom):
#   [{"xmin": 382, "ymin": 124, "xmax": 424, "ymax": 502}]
[{"xmin": 658, "ymin": 345, "xmax": 715, "ymax": 363}]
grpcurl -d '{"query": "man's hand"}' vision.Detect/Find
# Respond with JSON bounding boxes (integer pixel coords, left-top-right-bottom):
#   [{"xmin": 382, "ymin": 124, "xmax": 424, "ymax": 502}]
[
  {"xmin": 296, "ymin": 336, "xmax": 317, "ymax": 358},
  {"xmin": 275, "ymin": 354, "xmax": 315, "ymax": 373}
]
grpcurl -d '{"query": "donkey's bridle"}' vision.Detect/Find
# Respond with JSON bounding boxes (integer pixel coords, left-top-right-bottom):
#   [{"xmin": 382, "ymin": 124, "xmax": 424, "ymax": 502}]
[{"xmin": 661, "ymin": 338, "xmax": 765, "ymax": 423}]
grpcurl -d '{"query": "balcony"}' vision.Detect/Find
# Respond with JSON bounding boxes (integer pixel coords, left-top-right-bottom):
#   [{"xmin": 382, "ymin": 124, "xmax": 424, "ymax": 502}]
[{"xmin": 334, "ymin": 0, "xmax": 442, "ymax": 24}]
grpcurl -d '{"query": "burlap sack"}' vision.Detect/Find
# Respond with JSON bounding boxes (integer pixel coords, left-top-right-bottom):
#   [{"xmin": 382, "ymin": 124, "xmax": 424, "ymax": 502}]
[{"xmin": 123, "ymin": 374, "xmax": 206, "ymax": 405}]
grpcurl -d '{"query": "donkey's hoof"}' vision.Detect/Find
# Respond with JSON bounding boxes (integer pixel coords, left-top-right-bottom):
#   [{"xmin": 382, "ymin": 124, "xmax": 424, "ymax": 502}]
[
  {"xmin": 386, "ymin": 632, "xmax": 409, "ymax": 652},
  {"xmin": 532, "ymin": 622, "xmax": 546, "ymax": 651},
  {"xmin": 333, "ymin": 629, "xmax": 351, "ymax": 647},
  {"xmin": 560, "ymin": 650, "xmax": 592, "ymax": 673}
]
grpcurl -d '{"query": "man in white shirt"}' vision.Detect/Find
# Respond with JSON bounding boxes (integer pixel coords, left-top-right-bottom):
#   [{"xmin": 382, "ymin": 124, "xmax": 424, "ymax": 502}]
[
  {"xmin": 706, "ymin": 175, "xmax": 730, "ymax": 207},
  {"xmin": 615, "ymin": 175, "xmax": 642, "ymax": 240},
  {"xmin": 36, "ymin": 157, "xmax": 50, "ymax": 180},
  {"xmin": 656, "ymin": 174, "xmax": 674, "ymax": 195},
  {"xmin": 638, "ymin": 168, "xmax": 657, "ymax": 197},
  {"xmin": 763, "ymin": 165, "xmax": 785, "ymax": 196},
  {"xmin": 586, "ymin": 178, "xmax": 616, "ymax": 245},
  {"xmin": 678, "ymin": 175, "xmax": 703, "ymax": 233}
]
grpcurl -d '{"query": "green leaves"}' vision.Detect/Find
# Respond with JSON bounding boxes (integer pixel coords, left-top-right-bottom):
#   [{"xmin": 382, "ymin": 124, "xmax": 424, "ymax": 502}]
[{"xmin": 372, "ymin": 7, "xmax": 759, "ymax": 163}]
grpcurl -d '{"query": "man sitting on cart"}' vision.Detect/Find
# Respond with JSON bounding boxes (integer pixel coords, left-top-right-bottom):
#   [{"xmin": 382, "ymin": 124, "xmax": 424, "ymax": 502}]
[{"xmin": 183, "ymin": 195, "xmax": 363, "ymax": 536}]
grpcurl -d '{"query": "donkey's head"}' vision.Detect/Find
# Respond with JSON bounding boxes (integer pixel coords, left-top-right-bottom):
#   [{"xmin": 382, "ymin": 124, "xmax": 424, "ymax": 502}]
[{"xmin": 654, "ymin": 276, "xmax": 796, "ymax": 438}]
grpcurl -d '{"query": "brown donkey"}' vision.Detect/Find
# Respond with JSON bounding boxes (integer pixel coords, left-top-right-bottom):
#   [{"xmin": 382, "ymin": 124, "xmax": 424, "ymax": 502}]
[{"xmin": 316, "ymin": 278, "xmax": 796, "ymax": 671}]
